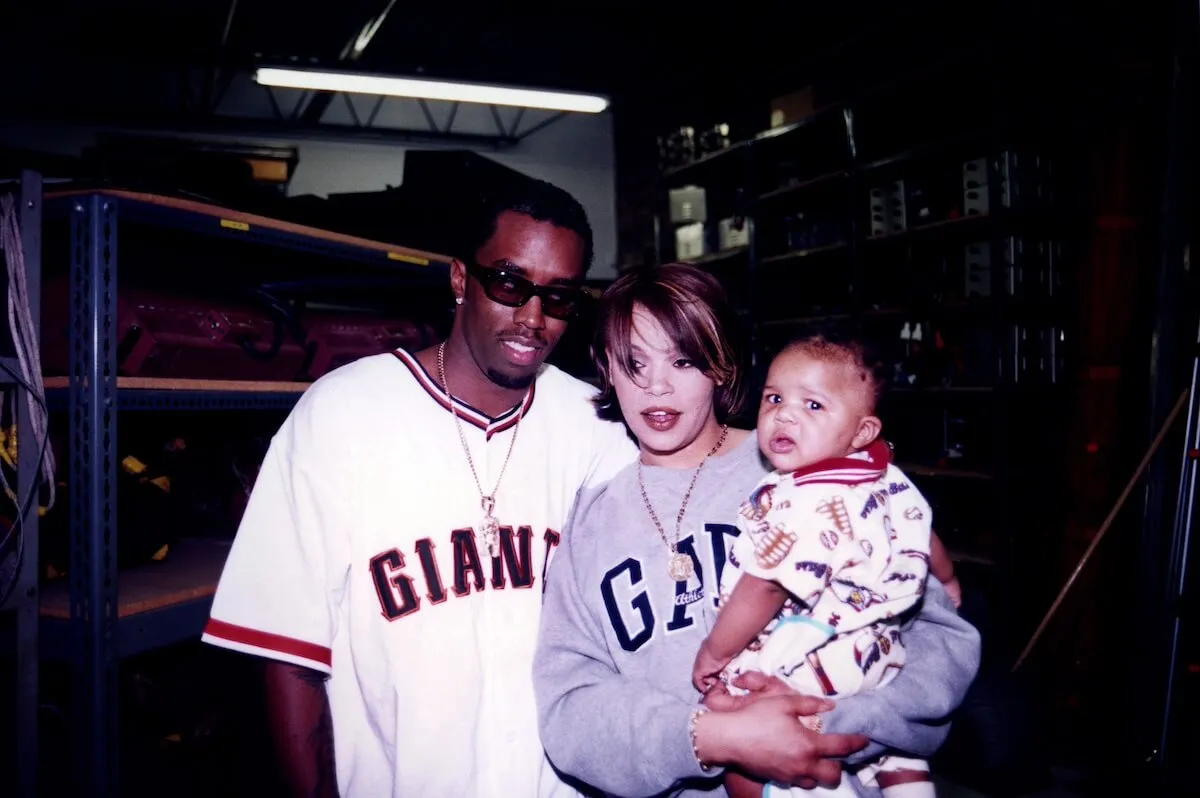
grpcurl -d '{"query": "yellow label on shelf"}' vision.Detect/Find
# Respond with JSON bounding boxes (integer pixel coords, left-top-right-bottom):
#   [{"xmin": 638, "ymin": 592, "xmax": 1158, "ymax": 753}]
[
  {"xmin": 220, "ymin": 219, "xmax": 250, "ymax": 232},
  {"xmin": 387, "ymin": 252, "xmax": 430, "ymax": 266}
]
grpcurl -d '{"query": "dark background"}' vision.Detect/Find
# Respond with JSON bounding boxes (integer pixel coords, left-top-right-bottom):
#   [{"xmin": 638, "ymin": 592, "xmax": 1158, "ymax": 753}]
[{"xmin": 1, "ymin": 1, "xmax": 1198, "ymax": 796}]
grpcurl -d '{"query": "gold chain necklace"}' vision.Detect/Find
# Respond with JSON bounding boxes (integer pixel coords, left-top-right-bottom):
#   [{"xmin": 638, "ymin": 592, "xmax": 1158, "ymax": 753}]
[
  {"xmin": 637, "ymin": 424, "xmax": 729, "ymax": 581},
  {"xmin": 437, "ymin": 342, "xmax": 524, "ymax": 557}
]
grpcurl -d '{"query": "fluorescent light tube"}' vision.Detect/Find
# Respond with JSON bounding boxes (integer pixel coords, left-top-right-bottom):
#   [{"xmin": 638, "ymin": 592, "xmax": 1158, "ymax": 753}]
[{"xmin": 254, "ymin": 67, "xmax": 610, "ymax": 114}]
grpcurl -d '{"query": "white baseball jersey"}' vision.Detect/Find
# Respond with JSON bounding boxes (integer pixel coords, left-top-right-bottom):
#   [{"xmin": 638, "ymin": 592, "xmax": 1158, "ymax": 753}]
[{"xmin": 201, "ymin": 347, "xmax": 637, "ymax": 798}]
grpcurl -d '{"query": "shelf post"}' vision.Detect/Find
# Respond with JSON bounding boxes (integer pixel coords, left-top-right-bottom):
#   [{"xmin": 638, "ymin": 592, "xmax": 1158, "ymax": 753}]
[
  {"xmin": 742, "ymin": 147, "xmax": 764, "ymax": 391},
  {"xmin": 15, "ymin": 168, "xmax": 43, "ymax": 798},
  {"xmin": 68, "ymin": 194, "xmax": 120, "ymax": 798}
]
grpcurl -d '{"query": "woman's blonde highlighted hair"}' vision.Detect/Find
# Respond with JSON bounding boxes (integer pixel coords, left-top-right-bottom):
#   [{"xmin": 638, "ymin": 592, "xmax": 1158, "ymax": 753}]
[{"xmin": 591, "ymin": 262, "xmax": 746, "ymax": 423}]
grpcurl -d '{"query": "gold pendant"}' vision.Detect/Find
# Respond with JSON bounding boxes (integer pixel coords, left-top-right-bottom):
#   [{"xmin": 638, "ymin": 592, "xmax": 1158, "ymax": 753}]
[
  {"xmin": 480, "ymin": 514, "xmax": 500, "ymax": 558},
  {"xmin": 667, "ymin": 551, "xmax": 694, "ymax": 582},
  {"xmin": 480, "ymin": 496, "xmax": 500, "ymax": 558}
]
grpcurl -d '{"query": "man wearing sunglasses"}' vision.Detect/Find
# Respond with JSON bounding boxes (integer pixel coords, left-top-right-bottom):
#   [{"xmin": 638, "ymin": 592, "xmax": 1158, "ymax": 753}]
[{"xmin": 202, "ymin": 176, "xmax": 638, "ymax": 798}]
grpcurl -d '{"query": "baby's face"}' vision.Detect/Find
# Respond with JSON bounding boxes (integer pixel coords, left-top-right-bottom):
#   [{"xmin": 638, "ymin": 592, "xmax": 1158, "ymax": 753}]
[{"xmin": 756, "ymin": 349, "xmax": 874, "ymax": 473}]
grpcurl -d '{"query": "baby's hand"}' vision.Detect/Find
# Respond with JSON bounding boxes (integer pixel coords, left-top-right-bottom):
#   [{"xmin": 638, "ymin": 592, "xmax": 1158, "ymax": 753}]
[
  {"xmin": 691, "ymin": 640, "xmax": 728, "ymax": 694},
  {"xmin": 943, "ymin": 576, "xmax": 963, "ymax": 609}
]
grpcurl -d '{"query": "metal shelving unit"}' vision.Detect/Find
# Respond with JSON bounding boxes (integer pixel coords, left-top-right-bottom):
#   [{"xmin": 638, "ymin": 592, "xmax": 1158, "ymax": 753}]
[
  {"xmin": 0, "ymin": 168, "xmax": 45, "ymax": 798},
  {"xmin": 657, "ymin": 48, "xmax": 1077, "ymax": 656},
  {"xmin": 31, "ymin": 186, "xmax": 453, "ymax": 798},
  {"xmin": 43, "ymin": 376, "xmax": 310, "ymax": 412}
]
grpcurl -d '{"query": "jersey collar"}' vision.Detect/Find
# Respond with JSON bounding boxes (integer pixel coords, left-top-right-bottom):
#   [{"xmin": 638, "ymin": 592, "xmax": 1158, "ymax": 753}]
[
  {"xmin": 393, "ymin": 348, "xmax": 535, "ymax": 440},
  {"xmin": 788, "ymin": 438, "xmax": 892, "ymax": 487}
]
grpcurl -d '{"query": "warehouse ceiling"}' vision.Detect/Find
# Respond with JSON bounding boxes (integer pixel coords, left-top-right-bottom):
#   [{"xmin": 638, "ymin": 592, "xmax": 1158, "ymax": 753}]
[
  {"xmin": 0, "ymin": 0, "xmax": 942, "ymax": 144},
  {"xmin": 7, "ymin": 0, "xmax": 895, "ymax": 93},
  {"xmin": 0, "ymin": 0, "xmax": 1175, "ymax": 150}
]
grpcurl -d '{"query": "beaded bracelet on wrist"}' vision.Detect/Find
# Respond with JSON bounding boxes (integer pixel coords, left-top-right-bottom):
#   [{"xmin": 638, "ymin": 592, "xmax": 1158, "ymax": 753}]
[{"xmin": 688, "ymin": 707, "xmax": 712, "ymax": 773}]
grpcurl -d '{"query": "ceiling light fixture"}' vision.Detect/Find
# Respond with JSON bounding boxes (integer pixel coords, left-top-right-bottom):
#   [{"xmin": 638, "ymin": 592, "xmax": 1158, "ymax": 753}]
[{"xmin": 254, "ymin": 67, "xmax": 610, "ymax": 114}]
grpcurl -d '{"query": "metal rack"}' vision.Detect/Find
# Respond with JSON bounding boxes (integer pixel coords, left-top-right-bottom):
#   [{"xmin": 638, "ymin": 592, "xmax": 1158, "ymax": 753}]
[
  {"xmin": 0, "ymin": 168, "xmax": 44, "ymax": 798},
  {"xmin": 656, "ymin": 50, "xmax": 1076, "ymax": 657},
  {"xmin": 33, "ymin": 187, "xmax": 452, "ymax": 798}
]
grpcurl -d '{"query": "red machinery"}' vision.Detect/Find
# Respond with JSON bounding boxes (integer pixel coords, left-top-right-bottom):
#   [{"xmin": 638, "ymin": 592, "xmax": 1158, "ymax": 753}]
[{"xmin": 41, "ymin": 276, "xmax": 437, "ymax": 382}]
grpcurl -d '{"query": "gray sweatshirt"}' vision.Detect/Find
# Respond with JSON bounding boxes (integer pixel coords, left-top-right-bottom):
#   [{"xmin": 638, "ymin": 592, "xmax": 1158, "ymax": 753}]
[{"xmin": 533, "ymin": 432, "xmax": 981, "ymax": 798}]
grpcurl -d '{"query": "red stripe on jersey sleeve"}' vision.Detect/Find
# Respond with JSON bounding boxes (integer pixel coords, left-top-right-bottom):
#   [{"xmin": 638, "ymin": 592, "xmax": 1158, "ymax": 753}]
[{"xmin": 203, "ymin": 618, "xmax": 332, "ymax": 667}]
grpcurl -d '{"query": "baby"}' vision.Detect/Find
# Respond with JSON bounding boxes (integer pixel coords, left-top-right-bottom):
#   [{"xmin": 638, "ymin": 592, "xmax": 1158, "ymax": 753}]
[{"xmin": 693, "ymin": 330, "xmax": 959, "ymax": 798}]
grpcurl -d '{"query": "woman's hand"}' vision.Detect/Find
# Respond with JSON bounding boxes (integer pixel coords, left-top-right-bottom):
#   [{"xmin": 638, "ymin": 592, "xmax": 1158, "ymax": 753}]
[{"xmin": 693, "ymin": 693, "xmax": 867, "ymax": 789}]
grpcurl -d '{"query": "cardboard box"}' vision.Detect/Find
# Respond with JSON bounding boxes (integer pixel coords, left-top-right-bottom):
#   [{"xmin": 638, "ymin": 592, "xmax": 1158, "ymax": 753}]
[
  {"xmin": 718, "ymin": 217, "xmax": 750, "ymax": 250},
  {"xmin": 675, "ymin": 222, "xmax": 706, "ymax": 261},
  {"xmin": 668, "ymin": 185, "xmax": 707, "ymax": 224},
  {"xmin": 770, "ymin": 86, "xmax": 816, "ymax": 129}
]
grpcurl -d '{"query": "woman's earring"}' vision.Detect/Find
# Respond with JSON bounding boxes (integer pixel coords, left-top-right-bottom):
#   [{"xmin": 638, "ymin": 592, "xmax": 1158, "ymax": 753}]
[{"xmin": 455, "ymin": 297, "xmax": 463, "ymax": 305}]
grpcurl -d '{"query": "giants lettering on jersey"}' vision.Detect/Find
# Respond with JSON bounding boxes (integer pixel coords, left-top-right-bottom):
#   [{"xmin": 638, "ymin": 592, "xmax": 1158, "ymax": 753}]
[
  {"xmin": 369, "ymin": 525, "xmax": 562, "ymax": 619},
  {"xmin": 602, "ymin": 523, "xmax": 738, "ymax": 653}
]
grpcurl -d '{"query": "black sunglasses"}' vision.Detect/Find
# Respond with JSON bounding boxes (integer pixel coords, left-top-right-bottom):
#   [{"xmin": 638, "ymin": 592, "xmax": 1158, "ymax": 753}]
[{"xmin": 465, "ymin": 261, "xmax": 588, "ymax": 321}]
